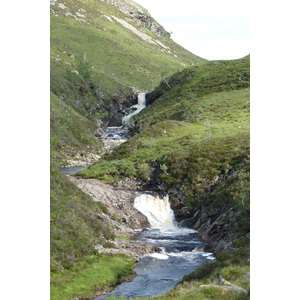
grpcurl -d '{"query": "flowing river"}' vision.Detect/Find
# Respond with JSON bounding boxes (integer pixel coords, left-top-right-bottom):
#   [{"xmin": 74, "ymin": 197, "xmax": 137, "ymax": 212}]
[{"xmin": 97, "ymin": 193, "xmax": 215, "ymax": 300}]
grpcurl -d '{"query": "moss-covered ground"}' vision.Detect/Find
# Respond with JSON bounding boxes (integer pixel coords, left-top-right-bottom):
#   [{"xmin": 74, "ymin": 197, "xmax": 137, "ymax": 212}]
[
  {"xmin": 51, "ymin": 254, "xmax": 134, "ymax": 300},
  {"xmin": 50, "ymin": 92, "xmax": 102, "ymax": 163}
]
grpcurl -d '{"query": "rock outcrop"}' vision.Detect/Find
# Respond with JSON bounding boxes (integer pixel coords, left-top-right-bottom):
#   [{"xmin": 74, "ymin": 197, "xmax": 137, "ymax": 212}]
[
  {"xmin": 68, "ymin": 177, "xmax": 159, "ymax": 261},
  {"xmin": 102, "ymin": 0, "xmax": 171, "ymax": 38},
  {"xmin": 101, "ymin": 86, "xmax": 139, "ymax": 126}
]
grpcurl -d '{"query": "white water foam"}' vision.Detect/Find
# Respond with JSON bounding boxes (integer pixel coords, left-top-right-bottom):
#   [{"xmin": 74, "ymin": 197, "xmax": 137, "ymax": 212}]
[
  {"xmin": 148, "ymin": 253, "xmax": 169, "ymax": 260},
  {"xmin": 206, "ymin": 256, "xmax": 216, "ymax": 260},
  {"xmin": 133, "ymin": 193, "xmax": 176, "ymax": 229}
]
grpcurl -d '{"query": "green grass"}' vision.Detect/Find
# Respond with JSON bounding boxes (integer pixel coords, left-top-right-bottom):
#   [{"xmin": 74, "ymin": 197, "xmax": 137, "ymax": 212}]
[
  {"xmin": 78, "ymin": 57, "xmax": 250, "ymax": 208},
  {"xmin": 51, "ymin": 253, "xmax": 134, "ymax": 300},
  {"xmin": 79, "ymin": 56, "xmax": 250, "ymax": 205},
  {"xmin": 50, "ymin": 163, "xmax": 114, "ymax": 271},
  {"xmin": 50, "ymin": 92, "xmax": 102, "ymax": 163},
  {"xmin": 50, "ymin": 163, "xmax": 136, "ymax": 300},
  {"xmin": 50, "ymin": 0, "xmax": 206, "ymax": 118},
  {"xmin": 135, "ymin": 55, "xmax": 250, "ymax": 132},
  {"xmin": 50, "ymin": 2, "xmax": 250, "ymax": 298}
]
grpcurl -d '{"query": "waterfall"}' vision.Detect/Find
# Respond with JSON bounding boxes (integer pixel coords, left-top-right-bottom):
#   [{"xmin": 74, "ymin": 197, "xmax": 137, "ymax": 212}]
[
  {"xmin": 137, "ymin": 92, "xmax": 146, "ymax": 106},
  {"xmin": 122, "ymin": 92, "xmax": 146, "ymax": 126},
  {"xmin": 133, "ymin": 193, "xmax": 176, "ymax": 229}
]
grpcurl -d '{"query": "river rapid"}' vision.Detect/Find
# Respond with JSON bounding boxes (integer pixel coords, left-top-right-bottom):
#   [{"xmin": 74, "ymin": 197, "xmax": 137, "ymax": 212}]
[{"xmin": 97, "ymin": 193, "xmax": 215, "ymax": 300}]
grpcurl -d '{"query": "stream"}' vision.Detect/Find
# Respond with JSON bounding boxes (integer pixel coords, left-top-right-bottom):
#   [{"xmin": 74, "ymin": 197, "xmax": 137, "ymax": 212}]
[
  {"xmin": 61, "ymin": 93, "xmax": 146, "ymax": 175},
  {"xmin": 60, "ymin": 165, "xmax": 86, "ymax": 175},
  {"xmin": 97, "ymin": 193, "xmax": 215, "ymax": 300},
  {"xmin": 61, "ymin": 93, "xmax": 215, "ymax": 299}
]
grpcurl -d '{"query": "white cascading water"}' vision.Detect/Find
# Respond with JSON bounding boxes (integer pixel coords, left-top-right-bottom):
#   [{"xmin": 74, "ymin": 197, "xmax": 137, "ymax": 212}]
[
  {"xmin": 133, "ymin": 193, "xmax": 176, "ymax": 229},
  {"xmin": 102, "ymin": 192, "xmax": 216, "ymax": 299},
  {"xmin": 122, "ymin": 92, "xmax": 146, "ymax": 126}
]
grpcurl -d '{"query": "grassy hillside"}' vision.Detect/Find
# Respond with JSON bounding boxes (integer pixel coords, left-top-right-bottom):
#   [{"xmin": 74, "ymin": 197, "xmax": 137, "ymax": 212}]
[
  {"xmin": 50, "ymin": 92, "xmax": 101, "ymax": 163},
  {"xmin": 50, "ymin": 0, "xmax": 206, "ymax": 119},
  {"xmin": 50, "ymin": 96, "xmax": 135, "ymax": 299},
  {"xmin": 78, "ymin": 55, "xmax": 250, "ymax": 239},
  {"xmin": 79, "ymin": 56, "xmax": 250, "ymax": 193},
  {"xmin": 50, "ymin": 163, "xmax": 134, "ymax": 299}
]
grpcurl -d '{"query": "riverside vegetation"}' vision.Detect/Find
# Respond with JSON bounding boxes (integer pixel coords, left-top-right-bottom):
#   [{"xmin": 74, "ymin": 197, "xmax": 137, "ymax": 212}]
[{"xmin": 50, "ymin": 0, "xmax": 250, "ymax": 299}]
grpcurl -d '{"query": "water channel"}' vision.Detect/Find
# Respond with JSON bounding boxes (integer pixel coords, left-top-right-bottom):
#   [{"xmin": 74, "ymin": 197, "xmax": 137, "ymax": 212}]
[
  {"xmin": 97, "ymin": 193, "xmax": 215, "ymax": 299},
  {"xmin": 61, "ymin": 93, "xmax": 214, "ymax": 299}
]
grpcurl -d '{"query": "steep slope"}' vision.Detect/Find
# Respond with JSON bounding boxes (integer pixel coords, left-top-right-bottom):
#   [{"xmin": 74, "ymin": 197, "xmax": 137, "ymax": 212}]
[
  {"xmin": 50, "ymin": 0, "xmax": 206, "ymax": 126},
  {"xmin": 79, "ymin": 54, "xmax": 250, "ymax": 249},
  {"xmin": 50, "ymin": 92, "xmax": 102, "ymax": 163}
]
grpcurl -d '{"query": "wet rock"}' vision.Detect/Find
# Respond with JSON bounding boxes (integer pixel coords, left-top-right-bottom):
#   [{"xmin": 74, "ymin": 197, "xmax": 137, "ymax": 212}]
[
  {"xmin": 113, "ymin": 177, "xmax": 145, "ymax": 190},
  {"xmin": 64, "ymin": 151, "xmax": 101, "ymax": 167},
  {"xmin": 95, "ymin": 127, "xmax": 104, "ymax": 138},
  {"xmin": 198, "ymin": 283, "xmax": 247, "ymax": 296},
  {"xmin": 95, "ymin": 239, "xmax": 158, "ymax": 262},
  {"xmin": 100, "ymin": 87, "xmax": 140, "ymax": 126}
]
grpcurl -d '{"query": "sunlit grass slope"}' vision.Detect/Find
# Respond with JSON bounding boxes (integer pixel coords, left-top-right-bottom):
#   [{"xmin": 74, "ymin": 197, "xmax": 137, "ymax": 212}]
[
  {"xmin": 79, "ymin": 56, "xmax": 250, "ymax": 210},
  {"xmin": 50, "ymin": 0, "xmax": 206, "ymax": 117},
  {"xmin": 50, "ymin": 92, "xmax": 101, "ymax": 163}
]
